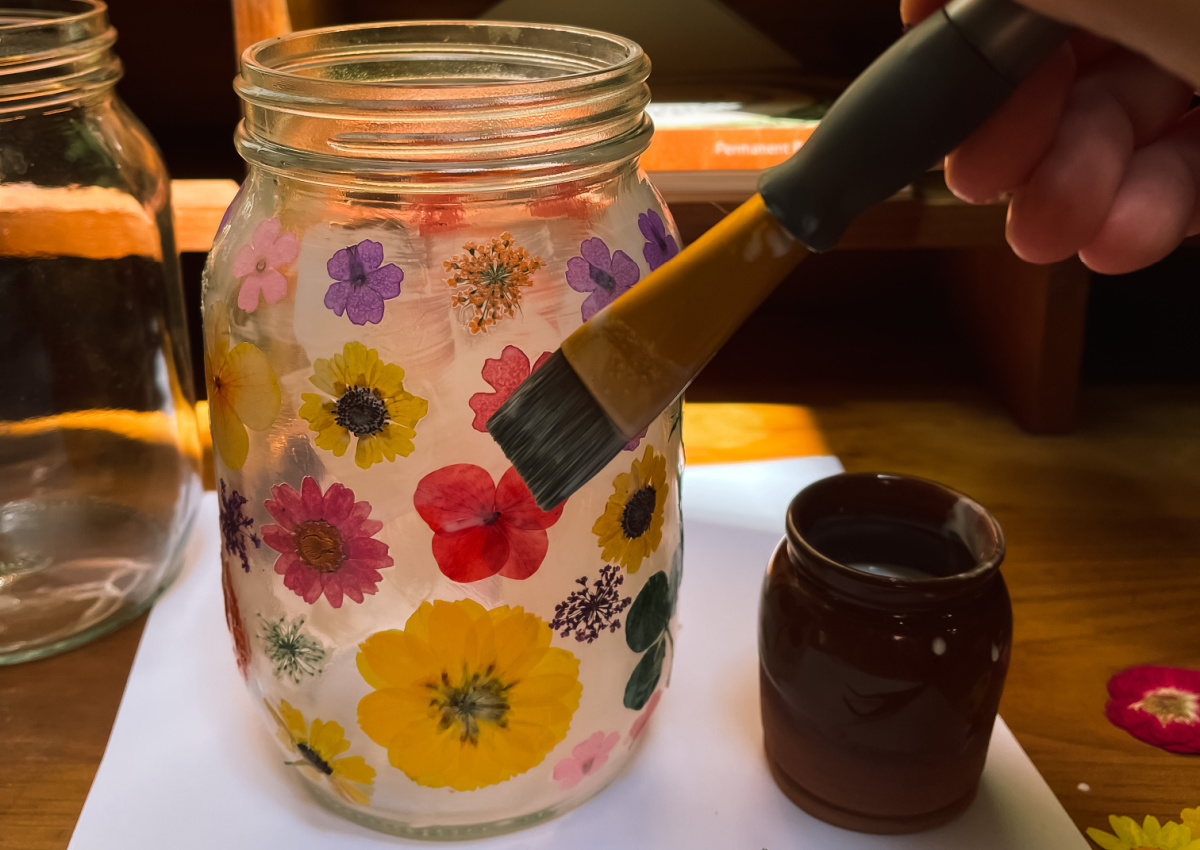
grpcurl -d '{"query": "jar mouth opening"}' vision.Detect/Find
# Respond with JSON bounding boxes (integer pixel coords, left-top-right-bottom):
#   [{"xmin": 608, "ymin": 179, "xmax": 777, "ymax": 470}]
[
  {"xmin": 234, "ymin": 20, "xmax": 654, "ymax": 185},
  {"xmin": 241, "ymin": 19, "xmax": 647, "ymax": 98},
  {"xmin": 0, "ymin": 0, "xmax": 118, "ymax": 112},
  {"xmin": 784, "ymin": 472, "xmax": 1006, "ymax": 599}
]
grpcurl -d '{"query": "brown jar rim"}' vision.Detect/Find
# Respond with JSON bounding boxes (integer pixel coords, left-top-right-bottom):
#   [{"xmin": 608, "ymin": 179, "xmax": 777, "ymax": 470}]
[{"xmin": 784, "ymin": 472, "xmax": 1006, "ymax": 609}]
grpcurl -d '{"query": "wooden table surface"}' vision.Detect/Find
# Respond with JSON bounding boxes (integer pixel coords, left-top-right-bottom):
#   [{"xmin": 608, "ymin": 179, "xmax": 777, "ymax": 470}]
[{"xmin": 4, "ymin": 388, "xmax": 1199, "ymax": 848}]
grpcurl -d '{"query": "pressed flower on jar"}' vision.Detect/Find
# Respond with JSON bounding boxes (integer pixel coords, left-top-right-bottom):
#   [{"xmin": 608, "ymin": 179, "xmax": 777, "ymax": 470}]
[
  {"xmin": 220, "ymin": 558, "xmax": 252, "ymax": 679},
  {"xmin": 298, "ymin": 341, "xmax": 428, "ymax": 470},
  {"xmin": 638, "ymin": 209, "xmax": 679, "ymax": 271},
  {"xmin": 268, "ymin": 699, "xmax": 376, "ymax": 806},
  {"xmin": 565, "ymin": 236, "xmax": 639, "ymax": 321},
  {"xmin": 552, "ymin": 731, "xmax": 619, "ymax": 790},
  {"xmin": 259, "ymin": 614, "xmax": 327, "ymax": 684},
  {"xmin": 592, "ymin": 444, "xmax": 668, "ymax": 573},
  {"xmin": 204, "ymin": 303, "xmax": 281, "ymax": 471},
  {"xmin": 445, "ymin": 232, "xmax": 543, "ymax": 334},
  {"xmin": 467, "ymin": 345, "xmax": 552, "ymax": 432},
  {"xmin": 356, "ymin": 599, "xmax": 582, "ymax": 791},
  {"xmin": 218, "ymin": 478, "xmax": 260, "ymax": 573},
  {"xmin": 324, "ymin": 239, "xmax": 403, "ymax": 326},
  {"xmin": 413, "ymin": 464, "xmax": 565, "ymax": 582},
  {"xmin": 261, "ymin": 476, "xmax": 394, "ymax": 609},
  {"xmin": 231, "ymin": 217, "xmax": 298, "ymax": 312}
]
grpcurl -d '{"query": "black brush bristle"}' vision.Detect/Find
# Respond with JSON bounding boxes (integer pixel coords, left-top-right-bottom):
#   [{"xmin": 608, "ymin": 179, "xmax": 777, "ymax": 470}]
[{"xmin": 487, "ymin": 349, "xmax": 630, "ymax": 510}]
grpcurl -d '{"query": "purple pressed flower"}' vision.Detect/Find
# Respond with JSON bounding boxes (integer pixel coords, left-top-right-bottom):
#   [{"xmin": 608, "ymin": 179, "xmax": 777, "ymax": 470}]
[
  {"xmin": 565, "ymin": 238, "xmax": 641, "ymax": 321},
  {"xmin": 639, "ymin": 210, "xmax": 679, "ymax": 271},
  {"xmin": 219, "ymin": 478, "xmax": 260, "ymax": 573},
  {"xmin": 324, "ymin": 239, "xmax": 403, "ymax": 325},
  {"xmin": 550, "ymin": 565, "xmax": 632, "ymax": 643}
]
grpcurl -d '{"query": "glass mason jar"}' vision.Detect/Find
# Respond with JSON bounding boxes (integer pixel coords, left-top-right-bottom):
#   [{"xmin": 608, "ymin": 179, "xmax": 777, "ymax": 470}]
[
  {"xmin": 203, "ymin": 22, "xmax": 684, "ymax": 839},
  {"xmin": 0, "ymin": 0, "xmax": 201, "ymax": 663}
]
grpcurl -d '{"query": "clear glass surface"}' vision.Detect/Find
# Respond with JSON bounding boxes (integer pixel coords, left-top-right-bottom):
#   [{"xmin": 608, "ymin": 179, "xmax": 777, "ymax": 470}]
[{"xmin": 0, "ymin": 0, "xmax": 201, "ymax": 663}]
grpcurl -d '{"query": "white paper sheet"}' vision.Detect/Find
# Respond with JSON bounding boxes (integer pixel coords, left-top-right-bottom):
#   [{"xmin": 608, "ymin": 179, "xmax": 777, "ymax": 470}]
[{"xmin": 69, "ymin": 458, "xmax": 1089, "ymax": 849}]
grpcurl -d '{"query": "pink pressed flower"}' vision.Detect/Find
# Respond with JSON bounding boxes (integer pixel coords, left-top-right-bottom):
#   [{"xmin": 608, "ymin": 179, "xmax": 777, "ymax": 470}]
[
  {"xmin": 468, "ymin": 346, "xmax": 553, "ymax": 432},
  {"xmin": 553, "ymin": 731, "xmax": 620, "ymax": 789},
  {"xmin": 1105, "ymin": 665, "xmax": 1200, "ymax": 753},
  {"xmin": 628, "ymin": 690, "xmax": 663, "ymax": 742},
  {"xmin": 413, "ymin": 464, "xmax": 564, "ymax": 583},
  {"xmin": 232, "ymin": 217, "xmax": 298, "ymax": 312},
  {"xmin": 261, "ymin": 476, "xmax": 394, "ymax": 609}
]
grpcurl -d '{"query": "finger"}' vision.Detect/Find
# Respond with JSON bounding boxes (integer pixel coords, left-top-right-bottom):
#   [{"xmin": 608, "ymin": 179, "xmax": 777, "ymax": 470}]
[
  {"xmin": 945, "ymin": 44, "xmax": 1075, "ymax": 203},
  {"xmin": 1005, "ymin": 54, "xmax": 1194, "ymax": 263},
  {"xmin": 1079, "ymin": 109, "xmax": 1200, "ymax": 273}
]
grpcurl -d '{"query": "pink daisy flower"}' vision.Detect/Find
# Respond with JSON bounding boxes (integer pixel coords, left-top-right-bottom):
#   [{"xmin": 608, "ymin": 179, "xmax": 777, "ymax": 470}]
[
  {"xmin": 553, "ymin": 731, "xmax": 620, "ymax": 789},
  {"xmin": 261, "ymin": 476, "xmax": 394, "ymax": 608},
  {"xmin": 232, "ymin": 217, "xmax": 298, "ymax": 312},
  {"xmin": 1105, "ymin": 665, "xmax": 1200, "ymax": 753}
]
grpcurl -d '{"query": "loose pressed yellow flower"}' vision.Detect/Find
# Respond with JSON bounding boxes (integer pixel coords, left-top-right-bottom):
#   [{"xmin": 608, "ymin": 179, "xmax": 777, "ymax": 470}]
[
  {"xmin": 205, "ymin": 303, "xmax": 281, "ymax": 470},
  {"xmin": 1087, "ymin": 814, "xmax": 1200, "ymax": 850},
  {"xmin": 267, "ymin": 699, "xmax": 376, "ymax": 806},
  {"xmin": 356, "ymin": 598, "xmax": 582, "ymax": 791},
  {"xmin": 445, "ymin": 232, "xmax": 543, "ymax": 333},
  {"xmin": 298, "ymin": 341, "xmax": 428, "ymax": 469},
  {"xmin": 592, "ymin": 444, "xmax": 668, "ymax": 573}
]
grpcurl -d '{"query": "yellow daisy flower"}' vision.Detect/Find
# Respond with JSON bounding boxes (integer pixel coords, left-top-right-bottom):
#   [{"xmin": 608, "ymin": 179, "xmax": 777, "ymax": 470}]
[
  {"xmin": 267, "ymin": 698, "xmax": 376, "ymax": 806},
  {"xmin": 1087, "ymin": 815, "xmax": 1200, "ymax": 850},
  {"xmin": 356, "ymin": 598, "xmax": 582, "ymax": 792},
  {"xmin": 592, "ymin": 444, "xmax": 668, "ymax": 573},
  {"xmin": 298, "ymin": 341, "xmax": 428, "ymax": 469},
  {"xmin": 204, "ymin": 303, "xmax": 281, "ymax": 470},
  {"xmin": 1183, "ymin": 809, "xmax": 1200, "ymax": 835}
]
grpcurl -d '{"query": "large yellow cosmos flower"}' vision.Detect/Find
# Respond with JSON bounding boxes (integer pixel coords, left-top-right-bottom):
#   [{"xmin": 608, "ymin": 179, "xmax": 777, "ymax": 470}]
[
  {"xmin": 204, "ymin": 304, "xmax": 281, "ymax": 470},
  {"xmin": 591, "ymin": 444, "xmax": 668, "ymax": 573},
  {"xmin": 298, "ymin": 341, "xmax": 428, "ymax": 470},
  {"xmin": 356, "ymin": 599, "xmax": 581, "ymax": 791},
  {"xmin": 267, "ymin": 698, "xmax": 376, "ymax": 806}
]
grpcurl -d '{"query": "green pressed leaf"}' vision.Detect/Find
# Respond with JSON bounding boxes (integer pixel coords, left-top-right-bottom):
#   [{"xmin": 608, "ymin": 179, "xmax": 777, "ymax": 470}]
[
  {"xmin": 625, "ymin": 570, "xmax": 671, "ymax": 653},
  {"xmin": 623, "ymin": 638, "xmax": 666, "ymax": 710},
  {"xmin": 667, "ymin": 542, "xmax": 684, "ymax": 617}
]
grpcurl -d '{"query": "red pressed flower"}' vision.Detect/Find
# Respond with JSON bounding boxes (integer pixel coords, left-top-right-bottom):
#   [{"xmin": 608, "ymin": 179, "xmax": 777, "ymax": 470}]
[
  {"xmin": 414, "ymin": 464, "xmax": 565, "ymax": 582},
  {"xmin": 1105, "ymin": 665, "xmax": 1200, "ymax": 753},
  {"xmin": 467, "ymin": 345, "xmax": 553, "ymax": 432},
  {"xmin": 261, "ymin": 476, "xmax": 394, "ymax": 609},
  {"xmin": 220, "ymin": 557, "xmax": 251, "ymax": 679}
]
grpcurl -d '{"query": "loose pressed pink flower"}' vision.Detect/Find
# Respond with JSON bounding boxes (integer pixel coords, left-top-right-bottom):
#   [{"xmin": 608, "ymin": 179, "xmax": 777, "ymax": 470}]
[
  {"xmin": 261, "ymin": 476, "xmax": 394, "ymax": 609},
  {"xmin": 628, "ymin": 690, "xmax": 663, "ymax": 742},
  {"xmin": 1105, "ymin": 665, "xmax": 1200, "ymax": 753},
  {"xmin": 468, "ymin": 345, "xmax": 552, "ymax": 432},
  {"xmin": 232, "ymin": 217, "xmax": 298, "ymax": 312},
  {"xmin": 553, "ymin": 731, "xmax": 619, "ymax": 789},
  {"xmin": 413, "ymin": 464, "xmax": 564, "ymax": 583}
]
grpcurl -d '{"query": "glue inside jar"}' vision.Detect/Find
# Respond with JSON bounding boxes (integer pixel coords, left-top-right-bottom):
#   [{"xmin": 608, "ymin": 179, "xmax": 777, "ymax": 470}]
[{"xmin": 203, "ymin": 22, "xmax": 683, "ymax": 839}]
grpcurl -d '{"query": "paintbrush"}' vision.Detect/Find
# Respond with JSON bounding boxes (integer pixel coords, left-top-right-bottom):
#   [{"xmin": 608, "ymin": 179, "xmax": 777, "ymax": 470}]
[{"xmin": 489, "ymin": 0, "xmax": 1068, "ymax": 510}]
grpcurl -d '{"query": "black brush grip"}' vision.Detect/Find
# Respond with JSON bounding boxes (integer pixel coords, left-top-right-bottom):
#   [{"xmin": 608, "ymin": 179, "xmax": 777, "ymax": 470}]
[{"xmin": 759, "ymin": 0, "xmax": 1067, "ymax": 252}]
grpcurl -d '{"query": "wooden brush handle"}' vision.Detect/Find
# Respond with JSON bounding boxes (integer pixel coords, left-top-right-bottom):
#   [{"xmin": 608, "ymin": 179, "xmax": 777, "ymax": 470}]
[{"xmin": 231, "ymin": 0, "xmax": 292, "ymax": 58}]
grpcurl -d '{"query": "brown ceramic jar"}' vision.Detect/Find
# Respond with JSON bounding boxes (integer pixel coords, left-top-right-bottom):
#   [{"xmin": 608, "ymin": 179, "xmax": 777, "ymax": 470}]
[{"xmin": 758, "ymin": 472, "xmax": 1011, "ymax": 834}]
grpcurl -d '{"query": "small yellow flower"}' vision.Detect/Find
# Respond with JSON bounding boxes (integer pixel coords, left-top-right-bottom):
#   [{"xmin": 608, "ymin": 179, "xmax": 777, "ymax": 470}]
[
  {"xmin": 298, "ymin": 341, "xmax": 428, "ymax": 469},
  {"xmin": 445, "ymin": 232, "xmax": 543, "ymax": 334},
  {"xmin": 1087, "ymin": 814, "xmax": 1200, "ymax": 850},
  {"xmin": 267, "ymin": 699, "xmax": 375, "ymax": 806},
  {"xmin": 592, "ymin": 444, "xmax": 668, "ymax": 573},
  {"xmin": 356, "ymin": 599, "xmax": 581, "ymax": 791},
  {"xmin": 204, "ymin": 303, "xmax": 281, "ymax": 470},
  {"xmin": 1183, "ymin": 809, "xmax": 1200, "ymax": 835}
]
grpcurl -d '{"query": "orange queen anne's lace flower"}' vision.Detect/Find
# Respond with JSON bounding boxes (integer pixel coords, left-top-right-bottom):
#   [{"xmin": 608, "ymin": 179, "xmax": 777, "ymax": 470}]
[{"xmin": 445, "ymin": 232, "xmax": 544, "ymax": 334}]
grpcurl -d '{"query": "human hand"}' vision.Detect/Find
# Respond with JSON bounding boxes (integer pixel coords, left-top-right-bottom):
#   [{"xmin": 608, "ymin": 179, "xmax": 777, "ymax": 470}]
[{"xmin": 902, "ymin": 0, "xmax": 1200, "ymax": 274}]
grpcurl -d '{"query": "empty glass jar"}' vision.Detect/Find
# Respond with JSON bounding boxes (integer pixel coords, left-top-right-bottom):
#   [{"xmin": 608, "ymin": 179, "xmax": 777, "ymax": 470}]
[
  {"xmin": 203, "ymin": 21, "xmax": 684, "ymax": 838},
  {"xmin": 0, "ymin": 0, "xmax": 201, "ymax": 663}
]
